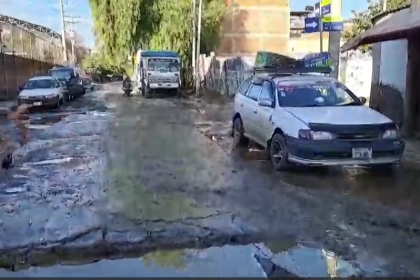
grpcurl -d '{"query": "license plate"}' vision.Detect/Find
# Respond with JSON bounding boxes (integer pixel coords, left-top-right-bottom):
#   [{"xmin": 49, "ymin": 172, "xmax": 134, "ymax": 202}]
[
  {"xmin": 352, "ymin": 148, "xmax": 372, "ymax": 159},
  {"xmin": 167, "ymin": 84, "xmax": 171, "ymax": 87},
  {"xmin": 33, "ymin": 102, "xmax": 42, "ymax": 106}
]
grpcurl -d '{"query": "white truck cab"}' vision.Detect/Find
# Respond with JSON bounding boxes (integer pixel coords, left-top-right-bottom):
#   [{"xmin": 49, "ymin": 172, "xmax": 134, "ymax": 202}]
[{"xmin": 135, "ymin": 50, "xmax": 181, "ymax": 98}]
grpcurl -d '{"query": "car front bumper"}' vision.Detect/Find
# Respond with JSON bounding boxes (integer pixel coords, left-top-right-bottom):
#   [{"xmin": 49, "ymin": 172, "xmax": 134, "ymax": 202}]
[
  {"xmin": 148, "ymin": 82, "xmax": 179, "ymax": 89},
  {"xmin": 286, "ymin": 136, "xmax": 405, "ymax": 166},
  {"xmin": 18, "ymin": 96, "xmax": 59, "ymax": 107}
]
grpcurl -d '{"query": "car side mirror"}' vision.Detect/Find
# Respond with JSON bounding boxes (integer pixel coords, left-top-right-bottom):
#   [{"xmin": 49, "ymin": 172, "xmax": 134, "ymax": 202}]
[
  {"xmin": 258, "ymin": 99, "xmax": 274, "ymax": 108},
  {"xmin": 359, "ymin": 96, "xmax": 367, "ymax": 105}
]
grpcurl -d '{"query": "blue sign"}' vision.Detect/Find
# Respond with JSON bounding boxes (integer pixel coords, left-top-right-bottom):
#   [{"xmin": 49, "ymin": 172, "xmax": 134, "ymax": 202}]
[
  {"xmin": 323, "ymin": 21, "xmax": 343, "ymax": 31},
  {"xmin": 304, "ymin": 17, "xmax": 320, "ymax": 33},
  {"xmin": 321, "ymin": 4, "xmax": 331, "ymax": 16}
]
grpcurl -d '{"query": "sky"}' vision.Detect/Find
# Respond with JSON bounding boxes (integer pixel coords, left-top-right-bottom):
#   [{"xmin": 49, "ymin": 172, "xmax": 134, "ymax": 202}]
[{"xmin": 0, "ymin": 0, "xmax": 373, "ymax": 49}]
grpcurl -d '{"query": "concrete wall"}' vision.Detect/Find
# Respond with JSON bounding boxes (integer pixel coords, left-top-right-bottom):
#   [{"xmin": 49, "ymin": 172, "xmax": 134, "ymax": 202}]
[
  {"xmin": 218, "ymin": 0, "xmax": 290, "ymax": 55},
  {"xmin": 379, "ymin": 39, "xmax": 407, "ymax": 95},
  {"xmin": 0, "ymin": 53, "xmax": 57, "ymax": 101},
  {"xmin": 340, "ymin": 51, "xmax": 372, "ymax": 99},
  {"xmin": 369, "ymin": 9, "xmax": 409, "ymax": 126}
]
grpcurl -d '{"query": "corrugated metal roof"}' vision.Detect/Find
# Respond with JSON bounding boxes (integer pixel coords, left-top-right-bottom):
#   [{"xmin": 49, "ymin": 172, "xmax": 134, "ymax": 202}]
[{"xmin": 341, "ymin": 8, "xmax": 420, "ymax": 52}]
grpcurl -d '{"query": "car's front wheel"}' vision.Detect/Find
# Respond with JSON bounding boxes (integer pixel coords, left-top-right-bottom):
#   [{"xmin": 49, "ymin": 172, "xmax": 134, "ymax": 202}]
[
  {"xmin": 54, "ymin": 96, "xmax": 60, "ymax": 108},
  {"xmin": 269, "ymin": 133, "xmax": 291, "ymax": 171},
  {"xmin": 232, "ymin": 117, "xmax": 248, "ymax": 146}
]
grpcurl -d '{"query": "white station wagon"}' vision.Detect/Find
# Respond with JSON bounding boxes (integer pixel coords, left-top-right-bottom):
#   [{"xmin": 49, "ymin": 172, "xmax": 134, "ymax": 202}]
[
  {"xmin": 232, "ymin": 71, "xmax": 405, "ymax": 171},
  {"xmin": 18, "ymin": 76, "xmax": 65, "ymax": 108}
]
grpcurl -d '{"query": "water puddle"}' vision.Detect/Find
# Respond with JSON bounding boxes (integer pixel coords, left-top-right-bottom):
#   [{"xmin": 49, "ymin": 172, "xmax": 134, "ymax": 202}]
[
  {"xmin": 1, "ymin": 186, "xmax": 27, "ymax": 194},
  {"xmin": 255, "ymin": 244, "xmax": 360, "ymax": 277},
  {"xmin": 0, "ymin": 243, "xmax": 368, "ymax": 277},
  {"xmin": 23, "ymin": 157, "xmax": 75, "ymax": 166}
]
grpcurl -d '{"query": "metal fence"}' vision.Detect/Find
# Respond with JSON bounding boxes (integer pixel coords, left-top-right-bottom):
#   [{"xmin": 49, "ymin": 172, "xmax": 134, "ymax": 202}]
[{"xmin": 0, "ymin": 22, "xmax": 64, "ymax": 100}]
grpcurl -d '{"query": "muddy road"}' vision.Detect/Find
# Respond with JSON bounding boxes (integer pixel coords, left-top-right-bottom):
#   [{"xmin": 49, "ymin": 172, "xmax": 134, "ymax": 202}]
[{"xmin": 1, "ymin": 86, "xmax": 420, "ymax": 276}]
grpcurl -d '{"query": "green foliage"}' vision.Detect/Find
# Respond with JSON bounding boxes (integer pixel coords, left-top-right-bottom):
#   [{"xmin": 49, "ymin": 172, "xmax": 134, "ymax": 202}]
[
  {"xmin": 89, "ymin": 0, "xmax": 227, "ymax": 69},
  {"xmin": 343, "ymin": 0, "xmax": 409, "ymax": 53},
  {"xmin": 82, "ymin": 53, "xmax": 128, "ymax": 76}
]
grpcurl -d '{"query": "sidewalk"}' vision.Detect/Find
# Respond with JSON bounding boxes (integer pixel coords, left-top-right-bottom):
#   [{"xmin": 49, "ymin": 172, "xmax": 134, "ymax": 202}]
[{"xmin": 0, "ymin": 101, "xmax": 16, "ymax": 115}]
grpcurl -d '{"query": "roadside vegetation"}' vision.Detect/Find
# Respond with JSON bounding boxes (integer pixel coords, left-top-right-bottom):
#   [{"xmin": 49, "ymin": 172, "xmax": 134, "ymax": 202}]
[{"xmin": 84, "ymin": 0, "xmax": 226, "ymax": 82}]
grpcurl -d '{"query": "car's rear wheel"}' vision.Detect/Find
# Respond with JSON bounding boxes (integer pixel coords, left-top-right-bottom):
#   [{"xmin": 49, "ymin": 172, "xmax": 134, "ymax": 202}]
[
  {"xmin": 232, "ymin": 118, "xmax": 248, "ymax": 146},
  {"xmin": 269, "ymin": 133, "xmax": 291, "ymax": 171}
]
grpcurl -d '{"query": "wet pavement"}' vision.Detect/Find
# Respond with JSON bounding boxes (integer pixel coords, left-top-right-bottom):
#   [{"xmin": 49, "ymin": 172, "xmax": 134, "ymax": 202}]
[{"xmin": 1, "ymin": 86, "xmax": 420, "ymax": 276}]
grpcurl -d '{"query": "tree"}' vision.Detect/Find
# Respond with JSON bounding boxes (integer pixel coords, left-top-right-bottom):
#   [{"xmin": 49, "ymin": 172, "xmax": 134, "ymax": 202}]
[
  {"xmin": 343, "ymin": 0, "xmax": 409, "ymax": 53},
  {"xmin": 89, "ymin": 0, "xmax": 147, "ymax": 64},
  {"xmin": 88, "ymin": 0, "xmax": 226, "ymax": 68}
]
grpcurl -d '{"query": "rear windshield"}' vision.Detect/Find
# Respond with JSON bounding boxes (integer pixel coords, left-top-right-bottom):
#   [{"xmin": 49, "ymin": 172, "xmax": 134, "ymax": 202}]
[
  {"xmin": 49, "ymin": 69, "xmax": 73, "ymax": 79},
  {"xmin": 277, "ymin": 80, "xmax": 361, "ymax": 107}
]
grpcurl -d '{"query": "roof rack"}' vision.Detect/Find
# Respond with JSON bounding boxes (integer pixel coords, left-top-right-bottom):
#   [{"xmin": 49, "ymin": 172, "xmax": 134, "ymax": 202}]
[{"xmin": 252, "ymin": 66, "xmax": 332, "ymax": 75}]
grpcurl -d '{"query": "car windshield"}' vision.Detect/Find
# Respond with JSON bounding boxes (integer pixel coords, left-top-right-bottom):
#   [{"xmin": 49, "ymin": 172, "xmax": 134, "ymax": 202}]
[
  {"xmin": 49, "ymin": 69, "xmax": 72, "ymax": 79},
  {"xmin": 24, "ymin": 79, "xmax": 55, "ymax": 89},
  {"xmin": 277, "ymin": 80, "xmax": 361, "ymax": 107},
  {"xmin": 147, "ymin": 58, "xmax": 179, "ymax": 72}
]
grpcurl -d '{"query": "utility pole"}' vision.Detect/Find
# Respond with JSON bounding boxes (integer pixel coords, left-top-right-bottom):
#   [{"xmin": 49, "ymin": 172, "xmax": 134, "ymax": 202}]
[
  {"xmin": 192, "ymin": 0, "xmax": 196, "ymax": 91},
  {"xmin": 383, "ymin": 0, "xmax": 387, "ymax": 11},
  {"xmin": 195, "ymin": 0, "xmax": 203, "ymax": 96},
  {"xmin": 64, "ymin": 15, "xmax": 81, "ymax": 66},
  {"xmin": 59, "ymin": 0, "xmax": 68, "ymax": 62}
]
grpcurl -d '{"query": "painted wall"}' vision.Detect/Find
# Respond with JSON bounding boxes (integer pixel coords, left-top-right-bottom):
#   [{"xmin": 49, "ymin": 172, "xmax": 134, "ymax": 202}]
[
  {"xmin": 339, "ymin": 50, "xmax": 372, "ymax": 99},
  {"xmin": 379, "ymin": 39, "xmax": 407, "ymax": 96},
  {"xmin": 369, "ymin": 8, "xmax": 410, "ymax": 126}
]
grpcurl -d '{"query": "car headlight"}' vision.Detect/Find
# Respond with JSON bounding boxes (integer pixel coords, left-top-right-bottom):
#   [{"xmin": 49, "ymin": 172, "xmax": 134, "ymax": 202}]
[
  {"xmin": 382, "ymin": 129, "xmax": 399, "ymax": 139},
  {"xmin": 19, "ymin": 95, "xmax": 29, "ymax": 99},
  {"xmin": 44, "ymin": 93, "xmax": 57, "ymax": 98},
  {"xmin": 298, "ymin": 129, "xmax": 334, "ymax": 140}
]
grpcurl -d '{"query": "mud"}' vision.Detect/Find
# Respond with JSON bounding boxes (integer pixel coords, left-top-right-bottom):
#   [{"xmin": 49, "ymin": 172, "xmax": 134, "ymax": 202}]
[{"xmin": 0, "ymin": 87, "xmax": 420, "ymax": 276}]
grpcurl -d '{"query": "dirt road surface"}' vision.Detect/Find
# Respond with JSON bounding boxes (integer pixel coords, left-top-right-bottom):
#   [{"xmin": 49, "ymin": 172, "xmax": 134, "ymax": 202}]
[{"xmin": 0, "ymin": 84, "xmax": 419, "ymax": 277}]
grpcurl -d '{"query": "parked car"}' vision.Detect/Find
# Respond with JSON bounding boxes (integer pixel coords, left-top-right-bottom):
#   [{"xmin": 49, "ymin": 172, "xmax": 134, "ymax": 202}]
[
  {"xmin": 82, "ymin": 78, "xmax": 94, "ymax": 91},
  {"xmin": 48, "ymin": 66, "xmax": 85, "ymax": 100},
  {"xmin": 232, "ymin": 69, "xmax": 405, "ymax": 171},
  {"xmin": 17, "ymin": 76, "xmax": 65, "ymax": 108}
]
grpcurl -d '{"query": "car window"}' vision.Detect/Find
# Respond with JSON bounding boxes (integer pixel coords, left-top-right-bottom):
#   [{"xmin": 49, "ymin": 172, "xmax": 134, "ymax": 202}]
[
  {"xmin": 246, "ymin": 84, "xmax": 262, "ymax": 101},
  {"xmin": 238, "ymin": 79, "xmax": 251, "ymax": 95},
  {"xmin": 24, "ymin": 79, "xmax": 55, "ymax": 89},
  {"xmin": 50, "ymin": 69, "xmax": 72, "ymax": 80},
  {"xmin": 277, "ymin": 80, "xmax": 361, "ymax": 107},
  {"xmin": 259, "ymin": 81, "xmax": 274, "ymax": 100}
]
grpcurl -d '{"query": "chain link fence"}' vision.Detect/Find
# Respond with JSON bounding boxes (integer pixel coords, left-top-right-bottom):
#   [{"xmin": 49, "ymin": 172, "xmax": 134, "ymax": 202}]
[{"xmin": 0, "ymin": 23, "xmax": 64, "ymax": 100}]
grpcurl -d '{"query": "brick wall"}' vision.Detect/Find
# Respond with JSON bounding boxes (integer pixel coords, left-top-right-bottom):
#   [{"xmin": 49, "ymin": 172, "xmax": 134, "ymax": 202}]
[
  {"xmin": 0, "ymin": 53, "xmax": 56, "ymax": 100},
  {"xmin": 289, "ymin": 33, "xmax": 330, "ymax": 53},
  {"xmin": 218, "ymin": 0, "xmax": 290, "ymax": 55}
]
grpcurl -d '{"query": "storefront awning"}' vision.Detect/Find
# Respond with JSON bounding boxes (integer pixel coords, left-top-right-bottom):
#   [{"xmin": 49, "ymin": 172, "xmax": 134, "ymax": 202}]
[{"xmin": 341, "ymin": 8, "xmax": 420, "ymax": 52}]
